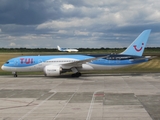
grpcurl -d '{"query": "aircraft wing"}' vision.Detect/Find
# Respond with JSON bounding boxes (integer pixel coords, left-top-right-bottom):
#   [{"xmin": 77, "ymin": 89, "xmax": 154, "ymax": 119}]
[{"xmin": 61, "ymin": 55, "xmax": 108, "ymax": 69}]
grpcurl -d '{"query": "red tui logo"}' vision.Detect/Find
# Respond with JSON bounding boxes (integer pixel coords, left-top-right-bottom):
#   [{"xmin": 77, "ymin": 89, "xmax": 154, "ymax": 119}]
[
  {"xmin": 133, "ymin": 43, "xmax": 144, "ymax": 52},
  {"xmin": 20, "ymin": 58, "xmax": 34, "ymax": 64}
]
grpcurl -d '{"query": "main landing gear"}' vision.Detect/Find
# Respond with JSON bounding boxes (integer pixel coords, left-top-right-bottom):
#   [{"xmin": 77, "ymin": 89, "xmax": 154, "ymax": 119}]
[
  {"xmin": 14, "ymin": 74, "xmax": 18, "ymax": 77},
  {"xmin": 12, "ymin": 72, "xmax": 17, "ymax": 77},
  {"xmin": 71, "ymin": 67, "xmax": 81, "ymax": 77},
  {"xmin": 71, "ymin": 72, "xmax": 81, "ymax": 77}
]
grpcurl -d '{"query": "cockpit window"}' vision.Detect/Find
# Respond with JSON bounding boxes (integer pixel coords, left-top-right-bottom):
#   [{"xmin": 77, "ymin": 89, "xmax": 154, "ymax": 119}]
[{"xmin": 6, "ymin": 62, "xmax": 9, "ymax": 64}]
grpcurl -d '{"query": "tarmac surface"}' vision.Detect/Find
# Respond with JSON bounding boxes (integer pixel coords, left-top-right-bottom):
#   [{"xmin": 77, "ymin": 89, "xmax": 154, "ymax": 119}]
[{"xmin": 0, "ymin": 73, "xmax": 160, "ymax": 120}]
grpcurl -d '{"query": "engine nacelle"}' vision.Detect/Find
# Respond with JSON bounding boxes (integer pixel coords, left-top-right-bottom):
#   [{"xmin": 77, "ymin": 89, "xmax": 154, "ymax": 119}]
[{"xmin": 44, "ymin": 65, "xmax": 62, "ymax": 76}]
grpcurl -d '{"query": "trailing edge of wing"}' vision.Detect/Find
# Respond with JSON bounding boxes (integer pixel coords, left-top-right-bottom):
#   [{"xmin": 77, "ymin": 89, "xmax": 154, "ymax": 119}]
[{"xmin": 61, "ymin": 55, "xmax": 109, "ymax": 68}]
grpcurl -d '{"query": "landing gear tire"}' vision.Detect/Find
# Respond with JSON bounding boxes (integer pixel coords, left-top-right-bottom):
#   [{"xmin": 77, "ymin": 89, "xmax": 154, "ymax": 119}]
[
  {"xmin": 12, "ymin": 72, "xmax": 17, "ymax": 77},
  {"xmin": 44, "ymin": 73, "xmax": 47, "ymax": 77},
  {"xmin": 71, "ymin": 72, "xmax": 81, "ymax": 77},
  {"xmin": 14, "ymin": 74, "xmax": 17, "ymax": 77}
]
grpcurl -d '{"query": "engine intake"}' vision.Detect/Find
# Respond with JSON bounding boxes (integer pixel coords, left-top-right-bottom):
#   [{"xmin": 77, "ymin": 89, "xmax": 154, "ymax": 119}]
[{"xmin": 44, "ymin": 65, "xmax": 62, "ymax": 76}]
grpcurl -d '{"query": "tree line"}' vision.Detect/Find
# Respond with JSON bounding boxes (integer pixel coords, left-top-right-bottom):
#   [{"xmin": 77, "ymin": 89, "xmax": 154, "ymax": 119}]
[{"xmin": 0, "ymin": 47, "xmax": 159, "ymax": 52}]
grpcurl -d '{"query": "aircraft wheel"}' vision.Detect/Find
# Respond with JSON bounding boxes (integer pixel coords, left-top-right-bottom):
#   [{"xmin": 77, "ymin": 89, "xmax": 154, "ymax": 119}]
[
  {"xmin": 77, "ymin": 72, "xmax": 81, "ymax": 76},
  {"xmin": 14, "ymin": 74, "xmax": 17, "ymax": 77},
  {"xmin": 71, "ymin": 72, "xmax": 81, "ymax": 77}
]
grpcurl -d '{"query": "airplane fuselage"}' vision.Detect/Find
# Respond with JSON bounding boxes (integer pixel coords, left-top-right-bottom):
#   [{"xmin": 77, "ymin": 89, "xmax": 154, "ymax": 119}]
[{"xmin": 1, "ymin": 54, "xmax": 148, "ymax": 72}]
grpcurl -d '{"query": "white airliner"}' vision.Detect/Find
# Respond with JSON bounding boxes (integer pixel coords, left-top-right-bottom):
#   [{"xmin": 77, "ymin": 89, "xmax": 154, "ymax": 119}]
[
  {"xmin": 1, "ymin": 30, "xmax": 151, "ymax": 77},
  {"xmin": 57, "ymin": 45, "xmax": 78, "ymax": 52}
]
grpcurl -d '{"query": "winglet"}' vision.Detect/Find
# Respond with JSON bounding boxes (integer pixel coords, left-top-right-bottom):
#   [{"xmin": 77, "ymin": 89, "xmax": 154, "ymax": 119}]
[{"xmin": 121, "ymin": 29, "xmax": 151, "ymax": 56}]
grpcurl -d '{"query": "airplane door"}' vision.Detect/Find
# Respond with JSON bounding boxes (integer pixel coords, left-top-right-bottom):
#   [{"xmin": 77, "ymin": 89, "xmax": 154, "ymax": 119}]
[
  {"xmin": 38, "ymin": 59, "xmax": 43, "ymax": 64},
  {"xmin": 14, "ymin": 60, "xmax": 18, "ymax": 66},
  {"xmin": 36, "ymin": 59, "xmax": 43, "ymax": 70},
  {"xmin": 116, "ymin": 58, "xmax": 120, "ymax": 64},
  {"xmin": 37, "ymin": 59, "xmax": 43, "ymax": 69},
  {"xmin": 13, "ymin": 60, "xmax": 18, "ymax": 71}
]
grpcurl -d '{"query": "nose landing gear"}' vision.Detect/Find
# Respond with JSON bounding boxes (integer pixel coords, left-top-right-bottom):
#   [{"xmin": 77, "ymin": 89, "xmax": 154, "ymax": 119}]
[{"xmin": 12, "ymin": 72, "xmax": 17, "ymax": 77}]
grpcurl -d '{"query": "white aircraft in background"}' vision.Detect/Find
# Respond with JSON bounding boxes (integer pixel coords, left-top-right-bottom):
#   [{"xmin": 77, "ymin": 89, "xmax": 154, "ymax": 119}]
[
  {"xmin": 57, "ymin": 45, "xmax": 78, "ymax": 52},
  {"xmin": 1, "ymin": 30, "xmax": 151, "ymax": 77}
]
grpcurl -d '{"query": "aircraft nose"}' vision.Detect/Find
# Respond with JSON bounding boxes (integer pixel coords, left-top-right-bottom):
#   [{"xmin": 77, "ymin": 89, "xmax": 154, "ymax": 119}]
[{"xmin": 1, "ymin": 65, "xmax": 4, "ymax": 70}]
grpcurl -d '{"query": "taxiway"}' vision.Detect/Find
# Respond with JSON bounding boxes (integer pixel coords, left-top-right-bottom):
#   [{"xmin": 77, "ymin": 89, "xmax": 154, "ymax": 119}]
[{"xmin": 0, "ymin": 73, "xmax": 160, "ymax": 120}]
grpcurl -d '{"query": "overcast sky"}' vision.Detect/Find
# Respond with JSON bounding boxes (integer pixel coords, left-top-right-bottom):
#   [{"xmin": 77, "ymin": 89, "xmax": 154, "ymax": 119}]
[{"xmin": 0, "ymin": 0, "xmax": 160, "ymax": 48}]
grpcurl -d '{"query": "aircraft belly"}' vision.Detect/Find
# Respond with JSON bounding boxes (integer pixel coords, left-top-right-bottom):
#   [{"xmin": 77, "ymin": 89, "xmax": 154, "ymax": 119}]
[
  {"xmin": 86, "ymin": 63, "xmax": 129, "ymax": 70},
  {"xmin": 2, "ymin": 66, "xmax": 16, "ymax": 72},
  {"xmin": 12, "ymin": 65, "xmax": 43, "ymax": 72}
]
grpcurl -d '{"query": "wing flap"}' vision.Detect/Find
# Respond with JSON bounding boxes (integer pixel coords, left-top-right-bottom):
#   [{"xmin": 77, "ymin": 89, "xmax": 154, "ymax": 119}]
[{"xmin": 61, "ymin": 55, "xmax": 108, "ymax": 69}]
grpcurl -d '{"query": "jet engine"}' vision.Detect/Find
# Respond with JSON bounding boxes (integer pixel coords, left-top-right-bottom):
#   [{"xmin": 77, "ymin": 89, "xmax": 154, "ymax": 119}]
[{"xmin": 44, "ymin": 65, "xmax": 62, "ymax": 76}]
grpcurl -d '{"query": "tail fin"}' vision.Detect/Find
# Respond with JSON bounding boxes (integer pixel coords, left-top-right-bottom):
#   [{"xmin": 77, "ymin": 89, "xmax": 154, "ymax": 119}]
[
  {"xmin": 121, "ymin": 29, "xmax": 151, "ymax": 56},
  {"xmin": 57, "ymin": 45, "xmax": 61, "ymax": 51}
]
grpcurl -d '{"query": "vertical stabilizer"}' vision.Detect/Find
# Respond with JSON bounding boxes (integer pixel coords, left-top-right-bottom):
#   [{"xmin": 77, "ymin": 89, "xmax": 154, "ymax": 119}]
[
  {"xmin": 57, "ymin": 46, "xmax": 62, "ymax": 51},
  {"xmin": 121, "ymin": 29, "xmax": 151, "ymax": 56}
]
